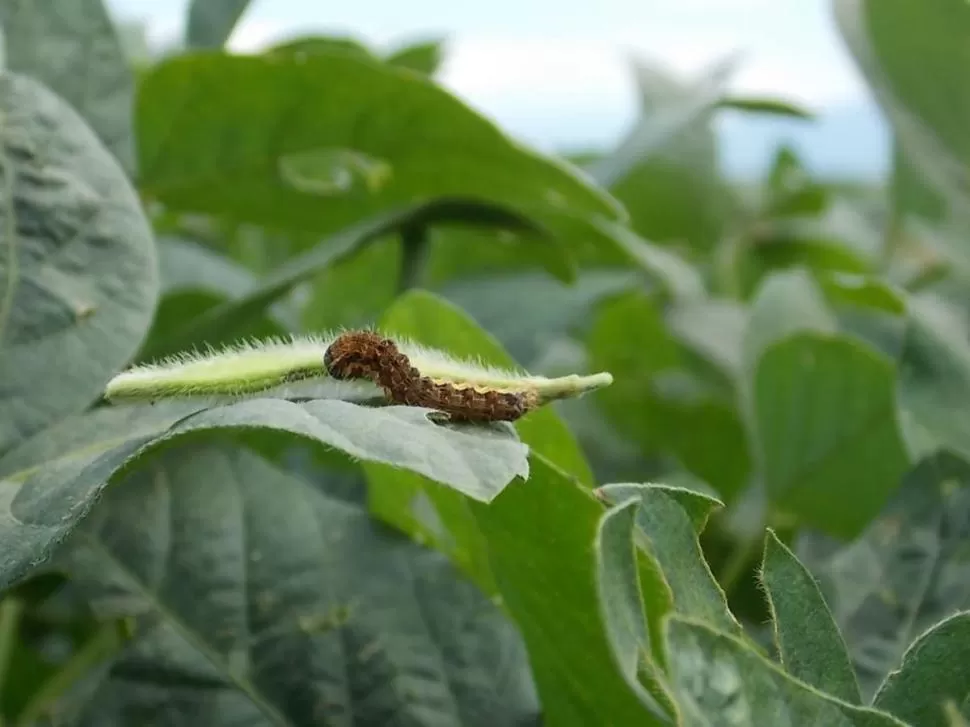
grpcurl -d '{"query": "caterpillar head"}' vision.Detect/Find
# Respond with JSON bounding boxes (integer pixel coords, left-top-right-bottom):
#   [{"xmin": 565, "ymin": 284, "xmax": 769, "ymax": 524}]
[{"xmin": 323, "ymin": 330, "xmax": 391, "ymax": 380}]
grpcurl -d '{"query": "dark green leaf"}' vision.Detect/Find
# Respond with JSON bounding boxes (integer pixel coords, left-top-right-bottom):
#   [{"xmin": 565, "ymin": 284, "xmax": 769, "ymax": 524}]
[
  {"xmin": 0, "ymin": 0, "xmax": 136, "ymax": 171},
  {"xmin": 266, "ymin": 35, "xmax": 376, "ymax": 61},
  {"xmin": 664, "ymin": 616, "xmax": 908, "ymax": 727},
  {"xmin": 752, "ymin": 332, "xmax": 909, "ymax": 537},
  {"xmin": 56, "ymin": 442, "xmax": 541, "ymax": 726},
  {"xmin": 819, "ymin": 273, "xmax": 907, "ymax": 315},
  {"xmin": 184, "ymin": 0, "xmax": 252, "ymax": 49},
  {"xmin": 797, "ymin": 452, "xmax": 970, "ymax": 700},
  {"xmin": 0, "ymin": 72, "xmax": 157, "ymax": 456},
  {"xmin": 136, "ymin": 52, "xmax": 622, "ymax": 248},
  {"xmin": 874, "ymin": 611, "xmax": 970, "ymax": 727},
  {"xmin": 471, "ymin": 456, "xmax": 673, "ymax": 725},
  {"xmin": 761, "ymin": 529, "xmax": 861, "ymax": 704},
  {"xmin": 0, "ymin": 396, "xmax": 528, "ymax": 590}
]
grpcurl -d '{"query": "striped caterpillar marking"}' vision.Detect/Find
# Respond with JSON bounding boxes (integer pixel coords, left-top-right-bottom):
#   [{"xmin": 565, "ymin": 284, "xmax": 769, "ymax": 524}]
[{"xmin": 324, "ymin": 331, "xmax": 538, "ymax": 422}]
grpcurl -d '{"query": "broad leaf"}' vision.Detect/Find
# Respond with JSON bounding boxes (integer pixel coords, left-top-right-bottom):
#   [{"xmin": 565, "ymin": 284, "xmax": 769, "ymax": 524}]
[
  {"xmin": 664, "ymin": 616, "xmax": 907, "ymax": 727},
  {"xmin": 834, "ymin": 0, "xmax": 970, "ymax": 218},
  {"xmin": 796, "ymin": 452, "xmax": 970, "ymax": 700},
  {"xmin": 0, "ymin": 397, "xmax": 528, "ymax": 590},
  {"xmin": 185, "ymin": 0, "xmax": 253, "ymax": 49},
  {"xmin": 752, "ymin": 332, "xmax": 909, "ymax": 537},
  {"xmin": 55, "ymin": 442, "xmax": 541, "ymax": 726},
  {"xmin": 471, "ymin": 456, "xmax": 672, "ymax": 725},
  {"xmin": 0, "ymin": 72, "xmax": 157, "ymax": 456},
  {"xmin": 761, "ymin": 530, "xmax": 861, "ymax": 704},
  {"xmin": 136, "ymin": 51, "xmax": 624, "ymax": 271},
  {"xmin": 0, "ymin": 0, "xmax": 136, "ymax": 171},
  {"xmin": 596, "ymin": 484, "xmax": 740, "ymax": 646},
  {"xmin": 874, "ymin": 611, "xmax": 970, "ymax": 727}
]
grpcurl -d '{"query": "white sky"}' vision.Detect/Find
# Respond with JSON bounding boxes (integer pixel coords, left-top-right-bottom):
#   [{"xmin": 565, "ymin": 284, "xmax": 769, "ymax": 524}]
[{"xmin": 106, "ymin": 0, "xmax": 881, "ymax": 167}]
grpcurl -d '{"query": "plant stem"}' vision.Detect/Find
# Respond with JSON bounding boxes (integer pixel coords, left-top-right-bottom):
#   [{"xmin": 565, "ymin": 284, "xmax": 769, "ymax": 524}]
[{"xmin": 397, "ymin": 222, "xmax": 431, "ymax": 294}]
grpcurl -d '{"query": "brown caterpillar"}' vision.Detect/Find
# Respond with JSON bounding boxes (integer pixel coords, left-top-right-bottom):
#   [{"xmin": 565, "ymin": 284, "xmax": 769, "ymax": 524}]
[{"xmin": 323, "ymin": 331, "xmax": 538, "ymax": 422}]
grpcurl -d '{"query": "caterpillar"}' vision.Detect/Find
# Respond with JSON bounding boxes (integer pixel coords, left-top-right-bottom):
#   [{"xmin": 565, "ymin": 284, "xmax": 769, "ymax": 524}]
[{"xmin": 104, "ymin": 330, "xmax": 613, "ymax": 422}]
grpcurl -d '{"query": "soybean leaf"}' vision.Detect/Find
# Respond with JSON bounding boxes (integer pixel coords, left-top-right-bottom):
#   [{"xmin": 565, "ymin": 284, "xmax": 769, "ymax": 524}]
[
  {"xmin": 0, "ymin": 397, "xmax": 529, "ymax": 590},
  {"xmin": 873, "ymin": 612, "xmax": 970, "ymax": 727},
  {"xmin": 136, "ymin": 52, "xmax": 624, "ymax": 267},
  {"xmin": 796, "ymin": 452, "xmax": 970, "ymax": 701},
  {"xmin": 596, "ymin": 484, "xmax": 740, "ymax": 644},
  {"xmin": 54, "ymin": 442, "xmax": 541, "ymax": 726},
  {"xmin": 0, "ymin": 72, "xmax": 157, "ymax": 456},
  {"xmin": 752, "ymin": 332, "xmax": 909, "ymax": 537},
  {"xmin": 664, "ymin": 616, "xmax": 908, "ymax": 727},
  {"xmin": 761, "ymin": 529, "xmax": 861, "ymax": 704},
  {"xmin": 470, "ymin": 456, "xmax": 673, "ymax": 725},
  {"xmin": 835, "ymin": 0, "xmax": 970, "ymax": 217},
  {"xmin": 0, "ymin": 0, "xmax": 136, "ymax": 172},
  {"xmin": 185, "ymin": 0, "xmax": 253, "ymax": 49}
]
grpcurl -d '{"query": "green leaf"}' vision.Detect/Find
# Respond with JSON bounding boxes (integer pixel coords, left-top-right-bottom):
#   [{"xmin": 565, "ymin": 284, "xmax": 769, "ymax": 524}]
[
  {"xmin": 664, "ymin": 616, "xmax": 908, "ymax": 727},
  {"xmin": 141, "ymin": 198, "xmax": 536, "ymax": 360},
  {"xmin": 0, "ymin": 72, "xmax": 157, "ymax": 456},
  {"xmin": 796, "ymin": 452, "xmax": 970, "ymax": 700},
  {"xmin": 0, "ymin": 0, "xmax": 136, "ymax": 172},
  {"xmin": 819, "ymin": 273, "xmax": 907, "ymax": 316},
  {"xmin": 596, "ymin": 484, "xmax": 740, "ymax": 643},
  {"xmin": 136, "ymin": 51, "xmax": 623, "ymax": 251},
  {"xmin": 184, "ymin": 0, "xmax": 252, "ymax": 49},
  {"xmin": 471, "ymin": 456, "xmax": 672, "ymax": 725},
  {"xmin": 386, "ymin": 38, "xmax": 444, "ymax": 75},
  {"xmin": 0, "ymin": 397, "xmax": 529, "ymax": 590},
  {"xmin": 897, "ymin": 294, "xmax": 970, "ymax": 461},
  {"xmin": 834, "ymin": 0, "xmax": 970, "ymax": 217},
  {"xmin": 717, "ymin": 96, "xmax": 816, "ymax": 120},
  {"xmin": 752, "ymin": 332, "xmax": 909, "ymax": 537},
  {"xmin": 874, "ymin": 611, "xmax": 970, "ymax": 727},
  {"xmin": 761, "ymin": 529, "xmax": 861, "ymax": 704},
  {"xmin": 55, "ymin": 442, "xmax": 541, "ymax": 726},
  {"xmin": 595, "ymin": 499, "xmax": 651, "ymax": 678}
]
